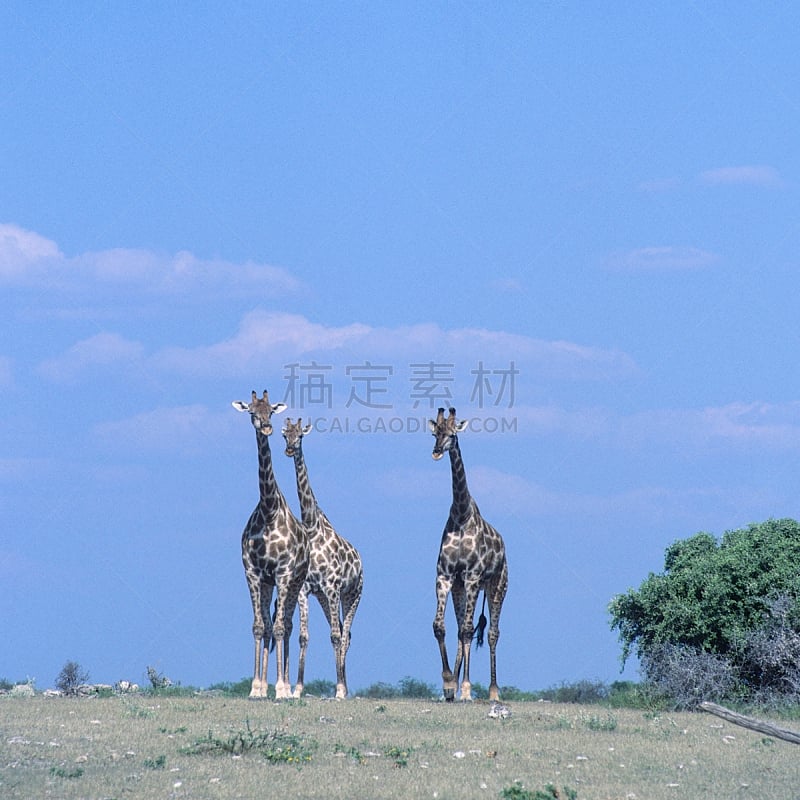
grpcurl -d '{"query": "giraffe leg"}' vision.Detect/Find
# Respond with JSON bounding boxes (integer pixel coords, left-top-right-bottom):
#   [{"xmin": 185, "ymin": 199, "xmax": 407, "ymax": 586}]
[
  {"xmin": 338, "ymin": 574, "xmax": 363, "ymax": 700},
  {"xmin": 451, "ymin": 580, "xmax": 468, "ymax": 698},
  {"xmin": 321, "ymin": 589, "xmax": 347, "ymax": 699},
  {"xmin": 251, "ymin": 630, "xmax": 266, "ymax": 699},
  {"xmin": 281, "ymin": 578, "xmax": 305, "ymax": 699},
  {"xmin": 271, "ymin": 588, "xmax": 291, "ymax": 700},
  {"xmin": 487, "ymin": 567, "xmax": 508, "ymax": 701},
  {"xmin": 248, "ymin": 581, "xmax": 272, "ymax": 699},
  {"xmin": 433, "ymin": 574, "xmax": 456, "ymax": 700},
  {"xmin": 458, "ymin": 583, "xmax": 480, "ymax": 702},
  {"xmin": 293, "ymin": 587, "xmax": 310, "ymax": 699}
]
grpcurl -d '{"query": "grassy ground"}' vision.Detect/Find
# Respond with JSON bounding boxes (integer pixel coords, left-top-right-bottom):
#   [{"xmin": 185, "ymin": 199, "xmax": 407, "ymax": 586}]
[{"xmin": 2, "ymin": 694, "xmax": 799, "ymax": 799}]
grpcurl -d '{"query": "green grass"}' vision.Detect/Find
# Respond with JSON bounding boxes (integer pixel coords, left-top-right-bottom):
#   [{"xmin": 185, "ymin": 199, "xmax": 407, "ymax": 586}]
[{"xmin": 1, "ymin": 694, "xmax": 798, "ymax": 799}]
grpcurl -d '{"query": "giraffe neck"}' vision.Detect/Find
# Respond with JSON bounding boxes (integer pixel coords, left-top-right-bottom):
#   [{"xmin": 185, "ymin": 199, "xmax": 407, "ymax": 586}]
[
  {"xmin": 448, "ymin": 438, "xmax": 473, "ymax": 521},
  {"xmin": 255, "ymin": 430, "xmax": 285, "ymax": 517},
  {"xmin": 292, "ymin": 446, "xmax": 320, "ymax": 531}
]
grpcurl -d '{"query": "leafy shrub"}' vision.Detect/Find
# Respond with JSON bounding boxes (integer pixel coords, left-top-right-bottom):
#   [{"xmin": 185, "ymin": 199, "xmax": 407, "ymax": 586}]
[
  {"xmin": 358, "ymin": 681, "xmax": 399, "ymax": 698},
  {"xmin": 208, "ymin": 677, "xmax": 252, "ymax": 697},
  {"xmin": 583, "ymin": 712, "xmax": 618, "ymax": 731},
  {"xmin": 609, "ymin": 519, "xmax": 800, "ymax": 666},
  {"xmin": 303, "ymin": 679, "xmax": 337, "ymax": 697},
  {"xmin": 385, "ymin": 745, "xmax": 412, "ymax": 767},
  {"xmin": 183, "ymin": 720, "xmax": 315, "ymax": 763},
  {"xmin": 397, "ymin": 676, "xmax": 437, "ymax": 698},
  {"xmin": 357, "ymin": 676, "xmax": 438, "ymax": 699},
  {"xmin": 610, "ymin": 519, "xmax": 800, "ymax": 707},
  {"xmin": 55, "ymin": 661, "xmax": 89, "ymax": 695},
  {"xmin": 538, "ymin": 679, "xmax": 608, "ymax": 705},
  {"xmin": 501, "ymin": 783, "xmax": 577, "ymax": 800},
  {"xmin": 605, "ymin": 680, "xmax": 667, "ymax": 710},
  {"xmin": 499, "ymin": 685, "xmax": 539, "ymax": 701},
  {"xmin": 50, "ymin": 766, "xmax": 84, "ymax": 779}
]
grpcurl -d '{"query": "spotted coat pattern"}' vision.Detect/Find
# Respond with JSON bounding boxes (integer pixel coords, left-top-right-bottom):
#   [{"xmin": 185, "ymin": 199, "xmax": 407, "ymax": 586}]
[
  {"xmin": 282, "ymin": 418, "xmax": 363, "ymax": 699},
  {"xmin": 233, "ymin": 391, "xmax": 309, "ymax": 699},
  {"xmin": 429, "ymin": 407, "xmax": 508, "ymax": 701}
]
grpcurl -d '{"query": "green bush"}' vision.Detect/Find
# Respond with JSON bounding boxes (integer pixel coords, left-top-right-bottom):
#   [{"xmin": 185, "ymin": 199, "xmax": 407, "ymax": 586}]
[
  {"xmin": 609, "ymin": 518, "xmax": 800, "ymax": 706},
  {"xmin": 610, "ymin": 519, "xmax": 800, "ymax": 665},
  {"xmin": 397, "ymin": 676, "xmax": 437, "ymax": 698},
  {"xmin": 303, "ymin": 679, "xmax": 337, "ymax": 697},
  {"xmin": 358, "ymin": 681, "xmax": 399, "ymax": 699},
  {"xmin": 539, "ymin": 679, "xmax": 608, "ymax": 705},
  {"xmin": 207, "ymin": 677, "xmax": 252, "ymax": 697}
]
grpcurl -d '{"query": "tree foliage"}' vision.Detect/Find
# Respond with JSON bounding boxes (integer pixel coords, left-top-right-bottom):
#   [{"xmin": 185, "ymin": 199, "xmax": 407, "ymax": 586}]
[{"xmin": 609, "ymin": 518, "xmax": 800, "ymax": 666}]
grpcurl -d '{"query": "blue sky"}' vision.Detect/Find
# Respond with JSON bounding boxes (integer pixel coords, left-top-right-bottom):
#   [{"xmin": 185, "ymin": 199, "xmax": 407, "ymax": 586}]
[{"xmin": 3, "ymin": 2, "xmax": 800, "ymax": 693}]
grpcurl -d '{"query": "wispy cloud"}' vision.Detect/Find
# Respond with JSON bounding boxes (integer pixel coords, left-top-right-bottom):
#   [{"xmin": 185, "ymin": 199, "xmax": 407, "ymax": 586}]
[
  {"xmin": 514, "ymin": 399, "xmax": 800, "ymax": 453},
  {"xmin": 0, "ymin": 223, "xmax": 301, "ymax": 297},
  {"xmin": 38, "ymin": 310, "xmax": 636, "ymax": 381},
  {"xmin": 38, "ymin": 332, "xmax": 145, "ymax": 383},
  {"xmin": 0, "ymin": 224, "xmax": 62, "ymax": 281},
  {"xmin": 605, "ymin": 246, "xmax": 719, "ymax": 272},
  {"xmin": 699, "ymin": 165, "xmax": 783, "ymax": 187},
  {"xmin": 466, "ymin": 465, "xmax": 765, "ymax": 528},
  {"xmin": 92, "ymin": 404, "xmax": 232, "ymax": 455},
  {"xmin": 151, "ymin": 310, "xmax": 637, "ymax": 381},
  {"xmin": 619, "ymin": 401, "xmax": 800, "ymax": 451}
]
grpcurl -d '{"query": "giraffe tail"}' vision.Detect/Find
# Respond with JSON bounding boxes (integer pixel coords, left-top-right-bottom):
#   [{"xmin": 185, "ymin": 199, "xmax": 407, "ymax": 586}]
[
  {"xmin": 268, "ymin": 599, "xmax": 277, "ymax": 653},
  {"xmin": 474, "ymin": 592, "xmax": 488, "ymax": 648}
]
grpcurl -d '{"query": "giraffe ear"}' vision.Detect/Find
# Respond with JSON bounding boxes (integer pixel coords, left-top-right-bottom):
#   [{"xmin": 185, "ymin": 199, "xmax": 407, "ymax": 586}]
[
  {"xmin": 427, "ymin": 419, "xmax": 437, "ymax": 433},
  {"xmin": 302, "ymin": 423, "xmax": 313, "ymax": 435},
  {"xmin": 232, "ymin": 401, "xmax": 249, "ymax": 412},
  {"xmin": 455, "ymin": 419, "xmax": 468, "ymax": 433},
  {"xmin": 271, "ymin": 402, "xmax": 287, "ymax": 415}
]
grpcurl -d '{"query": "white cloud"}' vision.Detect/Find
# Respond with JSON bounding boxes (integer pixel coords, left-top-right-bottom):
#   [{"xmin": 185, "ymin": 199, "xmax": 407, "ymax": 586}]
[
  {"xmin": 81, "ymin": 247, "xmax": 302, "ymax": 296},
  {"xmin": 465, "ymin": 465, "xmax": 777, "ymax": 530},
  {"xmin": 0, "ymin": 224, "xmax": 62, "ymax": 280},
  {"xmin": 153, "ymin": 312, "xmax": 372, "ymax": 376},
  {"xmin": 514, "ymin": 404, "xmax": 611, "ymax": 438},
  {"xmin": 92, "ymin": 404, "xmax": 231, "ymax": 455},
  {"xmin": 0, "ymin": 223, "xmax": 301, "ymax": 297},
  {"xmin": 699, "ymin": 165, "xmax": 782, "ymax": 187},
  {"xmin": 152, "ymin": 311, "xmax": 636, "ymax": 381},
  {"xmin": 38, "ymin": 332, "xmax": 145, "ymax": 382},
  {"xmin": 605, "ymin": 246, "xmax": 719, "ymax": 272},
  {"xmin": 514, "ymin": 399, "xmax": 800, "ymax": 452},
  {"xmin": 619, "ymin": 401, "xmax": 800, "ymax": 451}
]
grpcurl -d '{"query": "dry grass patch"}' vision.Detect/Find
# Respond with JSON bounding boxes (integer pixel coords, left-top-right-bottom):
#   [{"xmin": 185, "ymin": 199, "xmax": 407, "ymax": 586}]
[{"xmin": 1, "ymin": 695, "xmax": 798, "ymax": 799}]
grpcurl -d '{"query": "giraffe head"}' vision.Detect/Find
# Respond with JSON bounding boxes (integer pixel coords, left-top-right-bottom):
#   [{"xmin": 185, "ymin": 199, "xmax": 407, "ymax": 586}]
[
  {"xmin": 428, "ymin": 407, "xmax": 468, "ymax": 460},
  {"xmin": 232, "ymin": 390, "xmax": 287, "ymax": 436},
  {"xmin": 282, "ymin": 417, "xmax": 313, "ymax": 457}
]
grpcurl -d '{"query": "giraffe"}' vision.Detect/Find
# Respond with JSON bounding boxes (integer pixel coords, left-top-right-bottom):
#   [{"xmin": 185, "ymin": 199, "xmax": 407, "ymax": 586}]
[
  {"xmin": 282, "ymin": 418, "xmax": 363, "ymax": 699},
  {"xmin": 428, "ymin": 407, "xmax": 508, "ymax": 702},
  {"xmin": 232, "ymin": 390, "xmax": 309, "ymax": 699}
]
